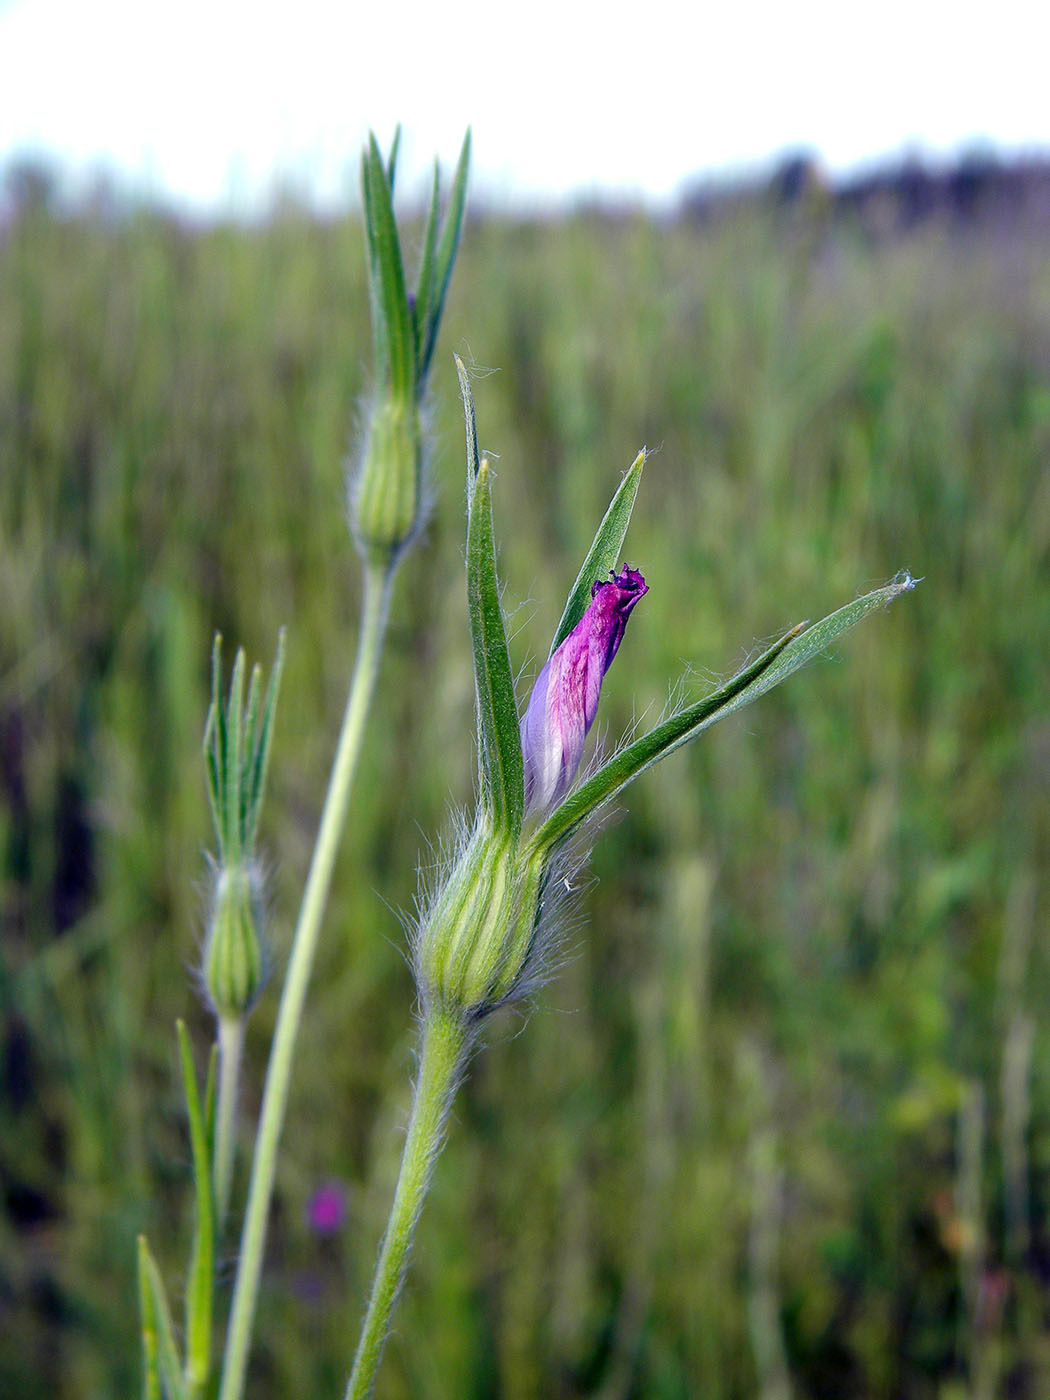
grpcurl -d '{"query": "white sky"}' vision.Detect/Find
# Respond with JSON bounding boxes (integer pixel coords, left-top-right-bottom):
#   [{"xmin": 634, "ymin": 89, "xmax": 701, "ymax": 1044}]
[{"xmin": 1, "ymin": 0, "xmax": 1048, "ymax": 214}]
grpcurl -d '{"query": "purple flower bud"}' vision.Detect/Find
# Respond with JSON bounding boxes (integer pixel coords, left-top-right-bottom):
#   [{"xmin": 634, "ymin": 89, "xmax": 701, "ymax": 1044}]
[{"xmin": 521, "ymin": 566, "xmax": 648, "ymax": 813}]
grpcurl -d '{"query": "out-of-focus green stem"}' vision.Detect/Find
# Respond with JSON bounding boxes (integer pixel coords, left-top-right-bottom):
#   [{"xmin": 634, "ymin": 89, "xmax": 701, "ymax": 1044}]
[
  {"xmin": 218, "ymin": 564, "xmax": 393, "ymax": 1400},
  {"xmin": 213, "ymin": 1015, "xmax": 244, "ymax": 1230},
  {"xmin": 345, "ymin": 1008, "xmax": 469, "ymax": 1400}
]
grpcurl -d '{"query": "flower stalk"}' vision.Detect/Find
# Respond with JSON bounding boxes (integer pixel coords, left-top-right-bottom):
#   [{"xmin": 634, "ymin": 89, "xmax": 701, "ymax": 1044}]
[
  {"xmin": 219, "ymin": 562, "xmax": 392, "ymax": 1400},
  {"xmin": 345, "ymin": 1009, "xmax": 470, "ymax": 1400}
]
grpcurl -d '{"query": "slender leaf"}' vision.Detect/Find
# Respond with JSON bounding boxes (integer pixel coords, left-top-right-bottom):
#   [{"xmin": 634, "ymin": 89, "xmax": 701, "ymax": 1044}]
[
  {"xmin": 467, "ymin": 460, "xmax": 525, "ymax": 838},
  {"xmin": 137, "ymin": 1235, "xmax": 185, "ymax": 1400},
  {"xmin": 550, "ymin": 448, "xmax": 647, "ymax": 654},
  {"xmin": 177, "ymin": 1021, "xmax": 215, "ymax": 1398},
  {"xmin": 418, "ymin": 129, "xmax": 471, "ymax": 384},
  {"xmin": 363, "ymin": 135, "xmax": 414, "ymax": 401},
  {"xmin": 138, "ymin": 1235, "xmax": 162, "ymax": 1400},
  {"xmin": 532, "ymin": 573, "xmax": 918, "ymax": 850},
  {"xmin": 204, "ymin": 1043, "xmax": 218, "ymax": 1168}
]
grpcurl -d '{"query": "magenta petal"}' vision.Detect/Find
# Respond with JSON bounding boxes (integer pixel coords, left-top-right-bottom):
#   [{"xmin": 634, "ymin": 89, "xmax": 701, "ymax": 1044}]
[{"xmin": 522, "ymin": 567, "xmax": 648, "ymax": 813}]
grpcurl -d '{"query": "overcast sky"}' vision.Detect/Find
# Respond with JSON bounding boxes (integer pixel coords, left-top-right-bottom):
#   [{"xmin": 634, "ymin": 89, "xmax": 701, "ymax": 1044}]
[{"xmin": 2, "ymin": 0, "xmax": 1048, "ymax": 213}]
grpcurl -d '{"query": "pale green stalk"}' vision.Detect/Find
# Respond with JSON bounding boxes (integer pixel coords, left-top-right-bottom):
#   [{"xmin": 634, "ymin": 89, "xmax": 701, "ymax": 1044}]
[
  {"xmin": 346, "ymin": 1007, "xmax": 470, "ymax": 1400},
  {"xmin": 219, "ymin": 564, "xmax": 393, "ymax": 1400},
  {"xmin": 213, "ymin": 1015, "xmax": 244, "ymax": 1229}
]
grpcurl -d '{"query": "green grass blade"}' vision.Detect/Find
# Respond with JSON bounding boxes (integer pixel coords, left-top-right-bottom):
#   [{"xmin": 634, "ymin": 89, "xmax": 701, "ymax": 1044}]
[
  {"xmin": 418, "ymin": 130, "xmax": 470, "ymax": 385},
  {"xmin": 549, "ymin": 448, "xmax": 646, "ymax": 655},
  {"xmin": 177, "ymin": 1021, "xmax": 215, "ymax": 1399},
  {"xmin": 363, "ymin": 134, "xmax": 414, "ymax": 402},
  {"xmin": 533, "ymin": 573, "xmax": 918, "ymax": 849},
  {"xmin": 138, "ymin": 1235, "xmax": 185, "ymax": 1400},
  {"xmin": 467, "ymin": 461, "xmax": 525, "ymax": 838}
]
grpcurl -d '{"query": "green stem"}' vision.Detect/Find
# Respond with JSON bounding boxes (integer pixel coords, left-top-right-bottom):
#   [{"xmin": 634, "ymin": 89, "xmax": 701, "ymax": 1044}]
[
  {"xmin": 213, "ymin": 1016, "xmax": 244, "ymax": 1231},
  {"xmin": 218, "ymin": 565, "xmax": 393, "ymax": 1400},
  {"xmin": 346, "ymin": 1008, "xmax": 469, "ymax": 1400}
]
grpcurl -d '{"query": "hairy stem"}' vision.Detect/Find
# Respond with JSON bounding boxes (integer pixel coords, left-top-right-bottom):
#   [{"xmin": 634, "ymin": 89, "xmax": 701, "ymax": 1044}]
[
  {"xmin": 346, "ymin": 1008, "xmax": 469, "ymax": 1400},
  {"xmin": 213, "ymin": 1015, "xmax": 245, "ymax": 1231},
  {"xmin": 219, "ymin": 564, "xmax": 393, "ymax": 1400}
]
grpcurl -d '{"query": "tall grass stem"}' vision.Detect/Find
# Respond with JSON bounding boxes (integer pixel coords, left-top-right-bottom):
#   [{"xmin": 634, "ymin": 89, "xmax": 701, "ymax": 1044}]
[
  {"xmin": 218, "ymin": 564, "xmax": 393, "ymax": 1400},
  {"xmin": 345, "ymin": 1007, "xmax": 469, "ymax": 1400}
]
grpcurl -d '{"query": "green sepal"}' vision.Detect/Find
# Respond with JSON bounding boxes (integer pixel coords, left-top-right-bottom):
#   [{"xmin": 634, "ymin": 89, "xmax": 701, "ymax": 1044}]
[
  {"xmin": 204, "ymin": 632, "xmax": 284, "ymax": 865},
  {"xmin": 550, "ymin": 448, "xmax": 646, "ymax": 655},
  {"xmin": 137, "ymin": 1234, "xmax": 185, "ymax": 1400},
  {"xmin": 177, "ymin": 1021, "xmax": 215, "ymax": 1398},
  {"xmin": 224, "ymin": 648, "xmax": 245, "ymax": 865},
  {"xmin": 385, "ymin": 124, "xmax": 401, "ymax": 191},
  {"xmin": 361, "ymin": 134, "xmax": 414, "ymax": 403},
  {"xmin": 242, "ymin": 628, "xmax": 285, "ymax": 851},
  {"xmin": 413, "ymin": 161, "xmax": 441, "ymax": 382},
  {"xmin": 203, "ymin": 636, "xmax": 226, "ymax": 862},
  {"xmin": 532, "ymin": 573, "xmax": 918, "ymax": 850},
  {"xmin": 466, "ymin": 460, "xmax": 525, "ymax": 840},
  {"xmin": 415, "ymin": 130, "xmax": 471, "ymax": 387},
  {"xmin": 455, "ymin": 354, "xmax": 480, "ymax": 500}
]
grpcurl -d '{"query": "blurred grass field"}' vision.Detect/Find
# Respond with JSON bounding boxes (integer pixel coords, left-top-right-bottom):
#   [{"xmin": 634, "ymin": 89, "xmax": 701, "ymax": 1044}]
[{"xmin": 2, "ymin": 173, "xmax": 1049, "ymax": 1398}]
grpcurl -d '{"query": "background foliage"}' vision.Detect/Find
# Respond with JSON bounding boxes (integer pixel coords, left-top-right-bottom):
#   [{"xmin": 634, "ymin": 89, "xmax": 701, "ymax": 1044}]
[{"xmin": 2, "ymin": 170, "xmax": 1049, "ymax": 1398}]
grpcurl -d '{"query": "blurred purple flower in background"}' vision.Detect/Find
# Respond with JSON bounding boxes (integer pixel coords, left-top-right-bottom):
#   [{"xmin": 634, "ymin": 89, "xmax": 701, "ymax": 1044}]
[{"xmin": 307, "ymin": 1181, "xmax": 348, "ymax": 1236}]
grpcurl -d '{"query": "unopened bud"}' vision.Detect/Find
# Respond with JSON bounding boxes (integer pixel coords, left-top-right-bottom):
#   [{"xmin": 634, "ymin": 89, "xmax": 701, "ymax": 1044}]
[
  {"xmin": 351, "ymin": 394, "xmax": 424, "ymax": 569},
  {"xmin": 203, "ymin": 862, "xmax": 266, "ymax": 1019},
  {"xmin": 416, "ymin": 828, "xmax": 546, "ymax": 1019}
]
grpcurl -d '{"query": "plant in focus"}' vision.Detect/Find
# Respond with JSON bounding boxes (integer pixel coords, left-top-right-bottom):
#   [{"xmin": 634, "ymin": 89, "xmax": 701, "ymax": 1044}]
[
  {"xmin": 138, "ymin": 126, "xmax": 917, "ymax": 1400},
  {"xmin": 344, "ymin": 362, "xmax": 916, "ymax": 1397}
]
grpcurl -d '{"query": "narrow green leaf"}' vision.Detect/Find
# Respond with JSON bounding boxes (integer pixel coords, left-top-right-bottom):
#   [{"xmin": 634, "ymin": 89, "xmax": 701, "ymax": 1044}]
[
  {"xmin": 177, "ymin": 1021, "xmax": 215, "ymax": 1398},
  {"xmin": 418, "ymin": 129, "xmax": 470, "ymax": 385},
  {"xmin": 455, "ymin": 354, "xmax": 481, "ymax": 501},
  {"xmin": 363, "ymin": 134, "xmax": 415, "ymax": 402},
  {"xmin": 413, "ymin": 160, "xmax": 441, "ymax": 375},
  {"xmin": 204, "ymin": 1043, "xmax": 218, "ymax": 1168},
  {"xmin": 243, "ymin": 628, "xmax": 286, "ymax": 851},
  {"xmin": 138, "ymin": 1235, "xmax": 162, "ymax": 1400},
  {"xmin": 550, "ymin": 448, "xmax": 647, "ymax": 655},
  {"xmin": 532, "ymin": 573, "xmax": 918, "ymax": 850},
  {"xmin": 138, "ymin": 1234, "xmax": 185, "ymax": 1400},
  {"xmin": 467, "ymin": 461, "xmax": 525, "ymax": 838}
]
